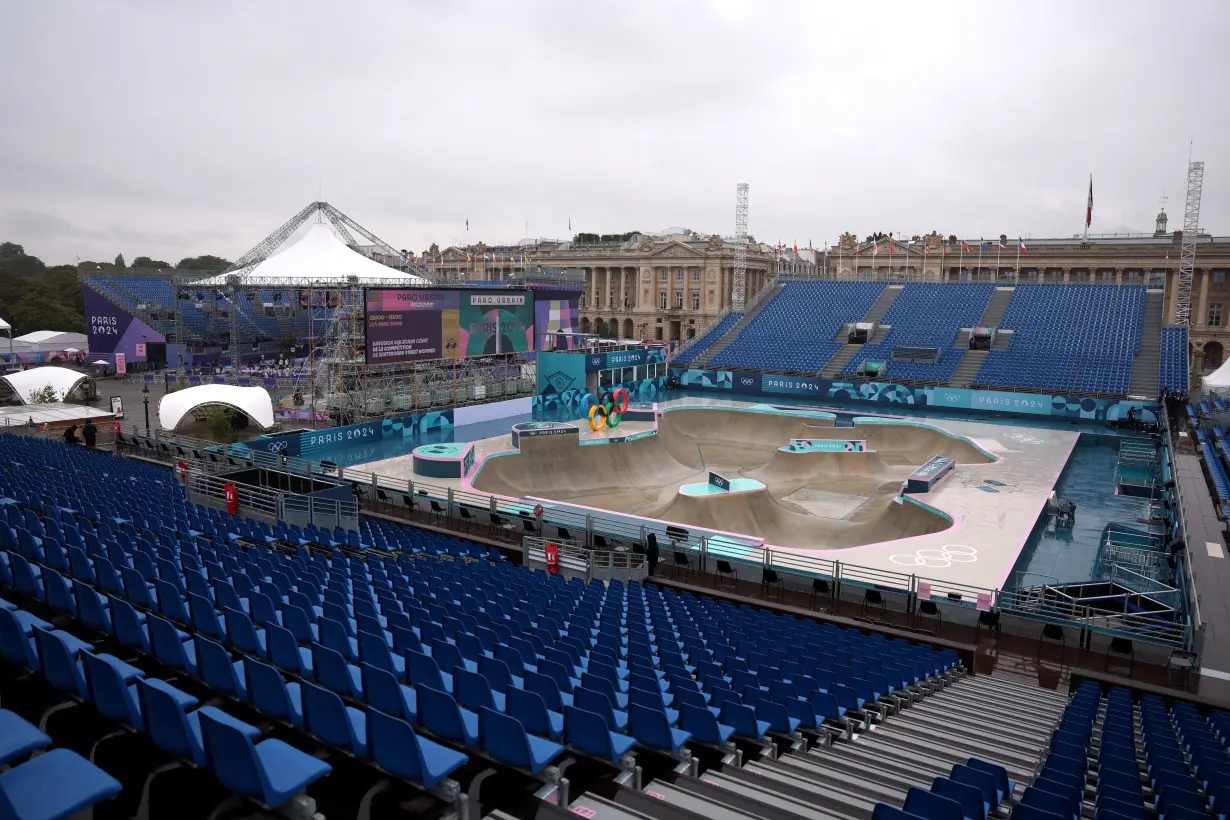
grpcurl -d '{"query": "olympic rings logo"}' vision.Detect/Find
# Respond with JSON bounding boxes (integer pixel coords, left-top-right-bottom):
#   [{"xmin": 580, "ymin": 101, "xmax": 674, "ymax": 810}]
[
  {"xmin": 588, "ymin": 387, "xmax": 631, "ymax": 431},
  {"xmin": 889, "ymin": 544, "xmax": 978, "ymax": 568}
]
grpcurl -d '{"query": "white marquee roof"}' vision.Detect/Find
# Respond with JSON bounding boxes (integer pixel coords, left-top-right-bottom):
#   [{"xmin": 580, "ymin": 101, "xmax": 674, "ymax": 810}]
[
  {"xmin": 196, "ymin": 223, "xmax": 428, "ymax": 285},
  {"xmin": 1204, "ymin": 359, "xmax": 1230, "ymax": 389},
  {"xmin": 0, "ymin": 367, "xmax": 93, "ymax": 403},
  {"xmin": 158, "ymin": 384, "xmax": 276, "ymax": 432}
]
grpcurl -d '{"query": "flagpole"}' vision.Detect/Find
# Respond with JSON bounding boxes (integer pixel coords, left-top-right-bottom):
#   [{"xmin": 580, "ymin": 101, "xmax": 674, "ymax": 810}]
[
  {"xmin": 940, "ymin": 243, "xmax": 946, "ymax": 284},
  {"xmin": 995, "ymin": 241, "xmax": 1001, "ymax": 284},
  {"xmin": 1014, "ymin": 238, "xmax": 1021, "ymax": 282},
  {"xmin": 959, "ymin": 241, "xmax": 964, "ymax": 282},
  {"xmin": 1083, "ymin": 174, "xmax": 1091, "ymax": 242},
  {"xmin": 976, "ymin": 240, "xmax": 983, "ymax": 282}
]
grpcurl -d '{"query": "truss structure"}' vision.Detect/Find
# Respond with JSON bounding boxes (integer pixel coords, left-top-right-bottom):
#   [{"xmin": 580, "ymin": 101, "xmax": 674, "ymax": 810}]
[
  {"xmin": 223, "ymin": 201, "xmax": 434, "ymax": 279},
  {"xmin": 732, "ymin": 183, "xmax": 749, "ymax": 311},
  {"xmin": 1174, "ymin": 160, "xmax": 1204, "ymax": 327}
]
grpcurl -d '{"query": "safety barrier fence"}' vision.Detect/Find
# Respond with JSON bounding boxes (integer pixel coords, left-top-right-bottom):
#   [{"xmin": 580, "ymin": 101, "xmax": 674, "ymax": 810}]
[
  {"xmin": 1161, "ymin": 406, "xmax": 1202, "ymax": 639},
  {"xmin": 98, "ymin": 424, "xmax": 1195, "ymax": 649}
]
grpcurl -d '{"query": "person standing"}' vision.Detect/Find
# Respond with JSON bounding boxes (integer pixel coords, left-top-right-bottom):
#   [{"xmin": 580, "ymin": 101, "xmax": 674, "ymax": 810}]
[
  {"xmin": 645, "ymin": 532, "xmax": 660, "ymax": 577},
  {"xmin": 82, "ymin": 418, "xmax": 97, "ymax": 450}
]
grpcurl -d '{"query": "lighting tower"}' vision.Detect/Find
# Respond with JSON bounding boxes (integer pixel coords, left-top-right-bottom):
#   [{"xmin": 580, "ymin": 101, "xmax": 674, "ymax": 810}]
[
  {"xmin": 733, "ymin": 183, "xmax": 749, "ymax": 311},
  {"xmin": 1174, "ymin": 159, "xmax": 1204, "ymax": 327}
]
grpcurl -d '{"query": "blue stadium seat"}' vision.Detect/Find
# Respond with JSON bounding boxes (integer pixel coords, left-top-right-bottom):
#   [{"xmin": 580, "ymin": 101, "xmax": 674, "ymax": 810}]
[
  {"xmin": 0, "ymin": 748, "xmax": 123, "ymax": 820},
  {"xmin": 975, "ymin": 285, "xmax": 1145, "ymax": 394},
  {"xmin": 710, "ymin": 281, "xmax": 887, "ymax": 372},
  {"xmin": 0, "ymin": 709, "xmax": 51, "ymax": 765}
]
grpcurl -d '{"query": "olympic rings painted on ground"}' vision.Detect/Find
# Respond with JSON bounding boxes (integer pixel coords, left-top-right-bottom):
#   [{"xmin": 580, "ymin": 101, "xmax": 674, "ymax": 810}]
[{"xmin": 888, "ymin": 544, "xmax": 978, "ymax": 568}]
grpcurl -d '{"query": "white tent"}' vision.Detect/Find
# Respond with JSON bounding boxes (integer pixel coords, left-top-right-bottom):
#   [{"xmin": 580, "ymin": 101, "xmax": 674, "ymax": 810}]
[
  {"xmin": 158, "ymin": 384, "xmax": 275, "ymax": 431},
  {"xmin": 1204, "ymin": 358, "xmax": 1230, "ymax": 389},
  {"xmin": 0, "ymin": 367, "xmax": 93, "ymax": 404},
  {"xmin": 195, "ymin": 223, "xmax": 428, "ymax": 285}
]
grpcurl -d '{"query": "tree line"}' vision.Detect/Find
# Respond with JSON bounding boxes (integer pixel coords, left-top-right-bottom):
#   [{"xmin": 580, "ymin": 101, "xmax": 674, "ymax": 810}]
[{"xmin": 0, "ymin": 242, "xmax": 231, "ymax": 338}]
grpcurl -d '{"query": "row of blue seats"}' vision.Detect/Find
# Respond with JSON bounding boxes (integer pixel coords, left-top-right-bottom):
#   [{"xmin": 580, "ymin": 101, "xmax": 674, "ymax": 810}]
[
  {"xmin": 1040, "ymin": 681, "xmax": 1229, "ymax": 820},
  {"xmin": 1159, "ymin": 326, "xmax": 1189, "ymax": 395},
  {"xmin": 674, "ymin": 312, "xmax": 741, "ymax": 365},
  {"xmin": 846, "ymin": 283, "xmax": 995, "ymax": 382},
  {"xmin": 0, "ymin": 436, "xmax": 959, "ymax": 814},
  {"xmin": 871, "ymin": 758, "xmax": 1016, "ymax": 820},
  {"xmin": 1199, "ymin": 440, "xmax": 1230, "ymax": 518},
  {"xmin": 710, "ymin": 281, "xmax": 886, "ymax": 372}
]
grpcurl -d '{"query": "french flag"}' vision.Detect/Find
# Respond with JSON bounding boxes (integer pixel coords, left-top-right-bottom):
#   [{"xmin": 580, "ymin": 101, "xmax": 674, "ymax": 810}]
[
  {"xmin": 1019, "ymin": 239, "xmax": 1028, "ymax": 255},
  {"xmin": 997, "ymin": 238, "xmax": 1006, "ymax": 250},
  {"xmin": 960, "ymin": 239, "xmax": 970, "ymax": 252}
]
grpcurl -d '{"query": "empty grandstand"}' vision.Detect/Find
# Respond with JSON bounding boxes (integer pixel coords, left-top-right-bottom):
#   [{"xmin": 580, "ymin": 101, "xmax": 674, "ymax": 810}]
[{"xmin": 675, "ymin": 280, "xmax": 1166, "ymax": 397}]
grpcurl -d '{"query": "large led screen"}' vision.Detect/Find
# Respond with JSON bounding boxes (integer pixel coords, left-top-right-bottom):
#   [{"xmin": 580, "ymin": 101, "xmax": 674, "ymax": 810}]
[{"xmin": 365, "ymin": 289, "xmax": 535, "ymax": 364}]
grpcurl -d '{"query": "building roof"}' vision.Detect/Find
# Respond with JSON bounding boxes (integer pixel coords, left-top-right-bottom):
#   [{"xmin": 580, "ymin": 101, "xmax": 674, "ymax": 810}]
[
  {"xmin": 196, "ymin": 223, "xmax": 430, "ymax": 285},
  {"xmin": 0, "ymin": 367, "xmax": 93, "ymax": 404},
  {"xmin": 158, "ymin": 384, "xmax": 275, "ymax": 432},
  {"xmin": 12, "ymin": 330, "xmax": 86, "ymax": 346}
]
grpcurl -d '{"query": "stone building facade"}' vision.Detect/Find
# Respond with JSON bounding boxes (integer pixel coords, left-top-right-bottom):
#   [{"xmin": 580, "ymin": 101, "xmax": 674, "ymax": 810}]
[
  {"xmin": 827, "ymin": 213, "xmax": 1230, "ymax": 371},
  {"xmin": 423, "ymin": 232, "xmax": 815, "ymax": 342}
]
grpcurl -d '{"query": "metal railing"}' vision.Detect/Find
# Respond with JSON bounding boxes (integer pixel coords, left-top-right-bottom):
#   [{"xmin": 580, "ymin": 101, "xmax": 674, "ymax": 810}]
[
  {"xmin": 1161, "ymin": 408, "xmax": 1202, "ymax": 639},
  {"xmin": 109, "ymin": 423, "xmax": 1195, "ymax": 648}
]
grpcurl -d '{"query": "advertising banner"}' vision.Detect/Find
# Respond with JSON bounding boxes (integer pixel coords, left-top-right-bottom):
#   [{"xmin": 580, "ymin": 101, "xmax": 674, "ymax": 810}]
[
  {"xmin": 81, "ymin": 285, "xmax": 166, "ymax": 359},
  {"xmin": 115, "ymin": 353, "xmax": 126, "ymax": 375},
  {"xmin": 365, "ymin": 289, "xmax": 534, "ymax": 364},
  {"xmin": 672, "ymin": 367, "xmax": 1159, "ymax": 423},
  {"xmin": 787, "ymin": 439, "xmax": 867, "ymax": 452},
  {"xmin": 110, "ymin": 396, "xmax": 125, "ymax": 419}
]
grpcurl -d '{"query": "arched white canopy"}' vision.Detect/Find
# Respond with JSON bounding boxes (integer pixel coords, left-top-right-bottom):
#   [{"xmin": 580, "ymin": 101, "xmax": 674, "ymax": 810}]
[
  {"xmin": 0, "ymin": 367, "xmax": 93, "ymax": 403},
  {"xmin": 158, "ymin": 384, "xmax": 275, "ymax": 431}
]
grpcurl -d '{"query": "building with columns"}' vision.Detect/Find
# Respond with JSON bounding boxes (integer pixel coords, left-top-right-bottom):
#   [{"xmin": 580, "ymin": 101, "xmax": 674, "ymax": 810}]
[
  {"xmin": 420, "ymin": 232, "xmax": 816, "ymax": 342},
  {"xmin": 826, "ymin": 212, "xmax": 1230, "ymax": 371}
]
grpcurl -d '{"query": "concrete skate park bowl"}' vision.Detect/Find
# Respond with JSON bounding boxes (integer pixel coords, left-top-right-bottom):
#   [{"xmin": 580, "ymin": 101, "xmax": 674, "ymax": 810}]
[{"xmin": 470, "ymin": 407, "xmax": 997, "ymax": 550}]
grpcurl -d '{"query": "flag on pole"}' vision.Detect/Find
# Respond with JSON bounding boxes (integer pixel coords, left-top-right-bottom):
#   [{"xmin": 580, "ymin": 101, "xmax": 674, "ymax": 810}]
[
  {"xmin": 888, "ymin": 239, "xmax": 893, "ymax": 259},
  {"xmin": 872, "ymin": 240, "xmax": 879, "ymax": 257},
  {"xmin": 793, "ymin": 240, "xmax": 798, "ymax": 256},
  {"xmin": 1086, "ymin": 176, "xmax": 1093, "ymax": 228},
  {"xmin": 1019, "ymin": 238, "xmax": 1028, "ymax": 255},
  {"xmin": 997, "ymin": 238, "xmax": 1006, "ymax": 250},
  {"xmin": 924, "ymin": 243, "xmax": 931, "ymax": 257},
  {"xmin": 961, "ymin": 239, "xmax": 970, "ymax": 252}
]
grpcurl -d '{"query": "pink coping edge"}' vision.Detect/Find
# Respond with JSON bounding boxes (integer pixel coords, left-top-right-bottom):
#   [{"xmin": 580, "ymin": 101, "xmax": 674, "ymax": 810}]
[{"xmin": 410, "ymin": 442, "xmax": 474, "ymax": 463}]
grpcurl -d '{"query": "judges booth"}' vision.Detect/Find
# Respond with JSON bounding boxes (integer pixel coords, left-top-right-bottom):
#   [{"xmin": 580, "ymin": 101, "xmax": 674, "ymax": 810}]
[
  {"xmin": 847, "ymin": 322, "xmax": 875, "ymax": 344},
  {"xmin": 968, "ymin": 326, "xmax": 997, "ymax": 351}
]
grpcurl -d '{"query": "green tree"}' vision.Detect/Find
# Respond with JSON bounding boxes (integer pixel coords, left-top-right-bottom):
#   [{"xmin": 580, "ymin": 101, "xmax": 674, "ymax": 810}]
[
  {"xmin": 0, "ymin": 243, "xmax": 81, "ymax": 336},
  {"xmin": 114, "ymin": 253, "xmax": 126, "ymax": 269},
  {"xmin": 594, "ymin": 318, "xmax": 608, "ymax": 337},
  {"xmin": 131, "ymin": 256, "xmax": 172, "ymax": 270},
  {"xmin": 27, "ymin": 384, "xmax": 60, "ymax": 404},
  {"xmin": 176, "ymin": 255, "xmax": 231, "ymax": 271}
]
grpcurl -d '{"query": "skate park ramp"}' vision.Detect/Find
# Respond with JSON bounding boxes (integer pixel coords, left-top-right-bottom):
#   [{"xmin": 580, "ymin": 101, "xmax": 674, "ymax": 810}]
[
  {"xmin": 469, "ymin": 407, "xmax": 988, "ymax": 550},
  {"xmin": 641, "ymin": 482, "xmax": 951, "ymax": 550}
]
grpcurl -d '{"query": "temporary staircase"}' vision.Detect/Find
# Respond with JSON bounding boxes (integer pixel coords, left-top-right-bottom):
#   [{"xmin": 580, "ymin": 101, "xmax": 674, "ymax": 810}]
[
  {"xmin": 693, "ymin": 283, "xmax": 783, "ymax": 367},
  {"xmin": 644, "ymin": 675, "xmax": 1068, "ymax": 820},
  {"xmin": 820, "ymin": 286, "xmax": 903, "ymax": 378},
  {"xmin": 1127, "ymin": 291, "xmax": 1164, "ymax": 398},
  {"xmin": 948, "ymin": 287, "xmax": 1016, "ymax": 388}
]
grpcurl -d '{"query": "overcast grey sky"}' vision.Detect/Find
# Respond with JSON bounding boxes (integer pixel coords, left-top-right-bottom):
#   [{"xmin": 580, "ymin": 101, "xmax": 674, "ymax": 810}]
[{"xmin": 1, "ymin": 0, "xmax": 1226, "ymax": 264}]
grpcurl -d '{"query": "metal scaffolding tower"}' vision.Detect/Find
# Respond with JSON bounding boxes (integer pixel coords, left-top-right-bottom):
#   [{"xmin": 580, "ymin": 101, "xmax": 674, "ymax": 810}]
[
  {"xmin": 732, "ymin": 183, "xmax": 749, "ymax": 311},
  {"xmin": 1174, "ymin": 160, "xmax": 1204, "ymax": 327}
]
